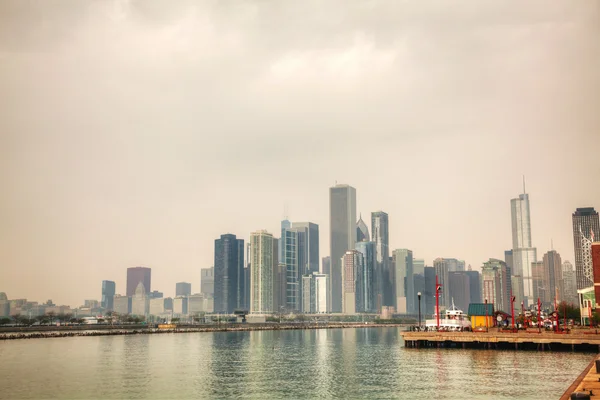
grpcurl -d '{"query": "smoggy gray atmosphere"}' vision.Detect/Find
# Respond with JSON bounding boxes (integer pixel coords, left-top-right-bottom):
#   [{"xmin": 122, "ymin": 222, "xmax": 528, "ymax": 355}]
[{"xmin": 1, "ymin": 1, "xmax": 599, "ymax": 306}]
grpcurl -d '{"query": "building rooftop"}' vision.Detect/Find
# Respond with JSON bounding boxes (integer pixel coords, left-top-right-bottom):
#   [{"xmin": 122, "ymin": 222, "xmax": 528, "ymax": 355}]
[{"xmin": 467, "ymin": 303, "xmax": 494, "ymax": 316}]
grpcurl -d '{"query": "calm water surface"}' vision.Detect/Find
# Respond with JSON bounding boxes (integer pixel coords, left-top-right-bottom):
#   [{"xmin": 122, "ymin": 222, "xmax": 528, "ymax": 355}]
[{"xmin": 0, "ymin": 327, "xmax": 593, "ymax": 399}]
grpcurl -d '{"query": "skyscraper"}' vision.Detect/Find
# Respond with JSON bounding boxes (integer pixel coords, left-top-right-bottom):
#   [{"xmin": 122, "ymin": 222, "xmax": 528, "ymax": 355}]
[
  {"xmin": 341, "ymin": 250, "xmax": 361, "ymax": 314},
  {"xmin": 314, "ymin": 273, "xmax": 329, "ymax": 313},
  {"xmin": 448, "ymin": 272, "xmax": 470, "ymax": 311},
  {"xmin": 356, "ymin": 214, "xmax": 370, "ymax": 242},
  {"xmin": 465, "ymin": 268, "xmax": 482, "ymax": 304},
  {"xmin": 214, "ymin": 234, "xmax": 245, "ymax": 314},
  {"xmin": 281, "ymin": 226, "xmax": 300, "ymax": 311},
  {"xmin": 126, "ymin": 267, "xmax": 151, "ymax": 297},
  {"xmin": 131, "ymin": 282, "xmax": 149, "ymax": 316},
  {"xmin": 572, "ymin": 207, "xmax": 600, "ymax": 290},
  {"xmin": 301, "ymin": 275, "xmax": 315, "ymax": 313},
  {"xmin": 511, "ymin": 189, "xmax": 537, "ymax": 306},
  {"xmin": 355, "ymin": 241, "xmax": 376, "ymax": 313},
  {"xmin": 482, "ymin": 259, "xmax": 511, "ymax": 312},
  {"xmin": 322, "ymin": 256, "xmax": 331, "ymax": 276},
  {"xmin": 176, "ymin": 282, "xmax": 192, "ymax": 297},
  {"xmin": 292, "ymin": 222, "xmax": 320, "ymax": 275},
  {"xmin": 531, "ymin": 261, "xmax": 548, "ymax": 304},
  {"xmin": 279, "ymin": 219, "xmax": 291, "ymax": 261},
  {"xmin": 424, "ymin": 266, "xmax": 436, "ymax": 315},
  {"xmin": 393, "ymin": 249, "xmax": 413, "ymax": 314},
  {"xmin": 413, "ymin": 259, "xmax": 425, "ymax": 276},
  {"xmin": 101, "ymin": 280, "xmax": 115, "ymax": 311},
  {"xmin": 200, "ymin": 268, "xmax": 214, "ymax": 296},
  {"xmin": 543, "ymin": 250, "xmax": 563, "ymax": 302},
  {"xmin": 372, "ymin": 211, "xmax": 390, "ymax": 309},
  {"xmin": 562, "ymin": 260, "xmax": 578, "ymax": 305},
  {"xmin": 433, "ymin": 258, "xmax": 464, "ymax": 307},
  {"xmin": 329, "ymin": 184, "xmax": 357, "ymax": 313},
  {"xmin": 250, "ymin": 230, "xmax": 276, "ymax": 314},
  {"xmin": 481, "ymin": 260, "xmax": 502, "ymax": 311}
]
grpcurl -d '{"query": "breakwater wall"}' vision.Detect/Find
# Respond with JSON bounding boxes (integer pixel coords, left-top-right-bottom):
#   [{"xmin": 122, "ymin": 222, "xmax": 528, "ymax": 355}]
[{"xmin": 0, "ymin": 323, "xmax": 402, "ymax": 341}]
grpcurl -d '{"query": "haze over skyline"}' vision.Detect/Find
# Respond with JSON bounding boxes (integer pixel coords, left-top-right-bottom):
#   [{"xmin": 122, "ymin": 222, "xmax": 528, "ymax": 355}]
[{"xmin": 1, "ymin": 1, "xmax": 599, "ymax": 306}]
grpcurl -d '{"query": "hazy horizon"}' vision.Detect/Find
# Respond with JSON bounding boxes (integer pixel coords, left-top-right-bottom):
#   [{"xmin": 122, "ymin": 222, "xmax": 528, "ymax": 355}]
[{"xmin": 1, "ymin": 1, "xmax": 599, "ymax": 306}]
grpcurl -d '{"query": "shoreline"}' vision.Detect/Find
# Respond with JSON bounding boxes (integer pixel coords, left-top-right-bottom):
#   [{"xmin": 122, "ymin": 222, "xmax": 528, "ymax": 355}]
[{"xmin": 0, "ymin": 323, "xmax": 404, "ymax": 341}]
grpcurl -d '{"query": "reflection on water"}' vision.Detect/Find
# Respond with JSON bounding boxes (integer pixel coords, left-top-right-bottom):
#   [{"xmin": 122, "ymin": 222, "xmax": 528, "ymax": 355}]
[{"xmin": 0, "ymin": 328, "xmax": 593, "ymax": 399}]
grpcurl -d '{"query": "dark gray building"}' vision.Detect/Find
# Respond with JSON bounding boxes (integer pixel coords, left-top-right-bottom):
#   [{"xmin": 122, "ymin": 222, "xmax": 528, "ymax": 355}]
[
  {"xmin": 281, "ymin": 226, "xmax": 300, "ymax": 311},
  {"xmin": 356, "ymin": 215, "xmax": 370, "ymax": 242},
  {"xmin": 292, "ymin": 222, "xmax": 320, "ymax": 275},
  {"xmin": 572, "ymin": 207, "xmax": 600, "ymax": 290},
  {"xmin": 214, "ymin": 234, "xmax": 245, "ymax": 314},
  {"xmin": 424, "ymin": 267, "xmax": 436, "ymax": 316},
  {"xmin": 355, "ymin": 241, "xmax": 376, "ymax": 313},
  {"xmin": 465, "ymin": 270, "xmax": 481, "ymax": 304},
  {"xmin": 101, "ymin": 280, "xmax": 116, "ymax": 311},
  {"xmin": 176, "ymin": 282, "xmax": 192, "ymax": 297},
  {"xmin": 126, "ymin": 267, "xmax": 151, "ymax": 297},
  {"xmin": 371, "ymin": 211, "xmax": 391, "ymax": 310},
  {"xmin": 322, "ymin": 256, "xmax": 331, "ymax": 276},
  {"xmin": 448, "ymin": 272, "xmax": 470, "ymax": 312},
  {"xmin": 329, "ymin": 184, "xmax": 357, "ymax": 313}
]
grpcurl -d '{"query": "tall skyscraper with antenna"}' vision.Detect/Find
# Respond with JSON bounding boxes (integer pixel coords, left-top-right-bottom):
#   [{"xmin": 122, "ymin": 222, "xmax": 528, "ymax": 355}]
[{"xmin": 510, "ymin": 178, "xmax": 537, "ymax": 307}]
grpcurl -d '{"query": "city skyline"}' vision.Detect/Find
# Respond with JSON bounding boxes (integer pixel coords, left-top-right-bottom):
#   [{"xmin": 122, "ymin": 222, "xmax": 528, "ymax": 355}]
[{"xmin": 2, "ymin": 1, "xmax": 600, "ymax": 306}]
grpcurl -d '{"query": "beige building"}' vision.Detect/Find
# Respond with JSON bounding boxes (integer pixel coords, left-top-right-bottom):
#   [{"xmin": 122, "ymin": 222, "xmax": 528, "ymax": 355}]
[
  {"xmin": 342, "ymin": 250, "xmax": 360, "ymax": 314},
  {"xmin": 250, "ymin": 230, "xmax": 277, "ymax": 314}
]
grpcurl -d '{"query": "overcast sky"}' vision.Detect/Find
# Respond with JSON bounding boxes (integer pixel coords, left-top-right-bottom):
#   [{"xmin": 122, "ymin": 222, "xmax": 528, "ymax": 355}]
[{"xmin": 1, "ymin": 1, "xmax": 599, "ymax": 306}]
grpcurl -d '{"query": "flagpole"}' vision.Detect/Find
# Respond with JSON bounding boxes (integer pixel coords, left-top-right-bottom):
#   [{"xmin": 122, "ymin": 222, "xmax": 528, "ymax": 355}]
[{"xmin": 510, "ymin": 290, "xmax": 515, "ymax": 330}]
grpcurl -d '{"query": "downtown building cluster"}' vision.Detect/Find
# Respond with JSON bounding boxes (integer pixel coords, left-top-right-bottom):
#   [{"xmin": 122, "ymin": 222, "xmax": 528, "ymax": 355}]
[{"xmin": 1, "ymin": 184, "xmax": 597, "ymax": 322}]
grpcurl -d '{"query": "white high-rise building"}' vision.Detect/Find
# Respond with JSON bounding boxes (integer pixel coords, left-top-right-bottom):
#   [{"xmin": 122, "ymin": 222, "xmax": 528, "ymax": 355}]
[
  {"xmin": 250, "ymin": 230, "xmax": 276, "ymax": 314},
  {"xmin": 511, "ymin": 188, "xmax": 537, "ymax": 306},
  {"xmin": 562, "ymin": 261, "xmax": 578, "ymax": 305},
  {"xmin": 314, "ymin": 273, "xmax": 329, "ymax": 313},
  {"xmin": 329, "ymin": 184, "xmax": 357, "ymax": 313},
  {"xmin": 131, "ymin": 282, "xmax": 149, "ymax": 316}
]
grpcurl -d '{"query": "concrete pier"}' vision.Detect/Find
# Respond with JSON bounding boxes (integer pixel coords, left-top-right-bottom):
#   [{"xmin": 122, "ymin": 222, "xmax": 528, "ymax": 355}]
[{"xmin": 402, "ymin": 331, "xmax": 600, "ymax": 351}]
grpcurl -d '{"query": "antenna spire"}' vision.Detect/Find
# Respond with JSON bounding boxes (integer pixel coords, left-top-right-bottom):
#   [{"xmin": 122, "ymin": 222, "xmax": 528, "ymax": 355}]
[{"xmin": 522, "ymin": 175, "xmax": 526, "ymax": 194}]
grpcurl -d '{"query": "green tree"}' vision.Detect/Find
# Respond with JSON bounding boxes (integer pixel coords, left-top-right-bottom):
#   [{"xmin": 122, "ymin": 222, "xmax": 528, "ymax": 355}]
[
  {"xmin": 46, "ymin": 311, "xmax": 56, "ymax": 325},
  {"xmin": 0, "ymin": 317, "xmax": 11, "ymax": 325},
  {"xmin": 11, "ymin": 313, "xmax": 22, "ymax": 325},
  {"xmin": 558, "ymin": 301, "xmax": 580, "ymax": 321}
]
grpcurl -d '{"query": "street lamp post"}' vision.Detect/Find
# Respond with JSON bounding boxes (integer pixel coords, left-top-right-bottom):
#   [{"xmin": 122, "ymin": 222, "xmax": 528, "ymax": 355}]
[
  {"xmin": 417, "ymin": 292, "xmax": 422, "ymax": 330},
  {"xmin": 485, "ymin": 299, "xmax": 489, "ymax": 332}
]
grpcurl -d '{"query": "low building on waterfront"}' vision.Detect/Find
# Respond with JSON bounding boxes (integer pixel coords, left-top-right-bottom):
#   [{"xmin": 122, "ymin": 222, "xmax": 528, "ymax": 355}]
[
  {"xmin": 578, "ymin": 287, "xmax": 595, "ymax": 325},
  {"xmin": 467, "ymin": 303, "xmax": 495, "ymax": 329},
  {"xmin": 188, "ymin": 293, "xmax": 213, "ymax": 314}
]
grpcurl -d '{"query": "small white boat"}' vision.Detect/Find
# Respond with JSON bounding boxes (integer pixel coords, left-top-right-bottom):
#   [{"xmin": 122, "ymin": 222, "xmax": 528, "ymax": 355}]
[{"xmin": 425, "ymin": 300, "xmax": 472, "ymax": 331}]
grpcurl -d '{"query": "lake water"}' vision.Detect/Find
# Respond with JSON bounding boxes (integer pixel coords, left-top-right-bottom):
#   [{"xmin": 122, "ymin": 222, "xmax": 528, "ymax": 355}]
[{"xmin": 0, "ymin": 327, "xmax": 593, "ymax": 399}]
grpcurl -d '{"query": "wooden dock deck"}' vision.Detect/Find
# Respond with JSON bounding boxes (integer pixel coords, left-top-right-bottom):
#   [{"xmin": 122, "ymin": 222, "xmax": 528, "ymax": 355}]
[
  {"xmin": 402, "ymin": 330, "xmax": 600, "ymax": 351},
  {"xmin": 560, "ymin": 354, "xmax": 600, "ymax": 400}
]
